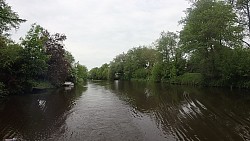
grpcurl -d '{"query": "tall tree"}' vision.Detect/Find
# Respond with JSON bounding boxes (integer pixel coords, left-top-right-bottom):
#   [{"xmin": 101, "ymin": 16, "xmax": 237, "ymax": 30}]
[
  {"xmin": 123, "ymin": 47, "xmax": 157, "ymax": 80},
  {"xmin": 226, "ymin": 0, "xmax": 250, "ymax": 45},
  {"xmin": 73, "ymin": 62, "xmax": 88, "ymax": 84},
  {"xmin": 45, "ymin": 33, "xmax": 70, "ymax": 87},
  {"xmin": 154, "ymin": 31, "xmax": 185, "ymax": 80},
  {"xmin": 109, "ymin": 53, "xmax": 126, "ymax": 80},
  {"xmin": 0, "ymin": 0, "xmax": 25, "ymax": 95},
  {"xmin": 180, "ymin": 0, "xmax": 243, "ymax": 79},
  {"xmin": 0, "ymin": 43, "xmax": 24, "ymax": 94},
  {"xmin": 21, "ymin": 24, "xmax": 49, "ymax": 81},
  {"xmin": 155, "ymin": 31, "xmax": 178, "ymax": 63}
]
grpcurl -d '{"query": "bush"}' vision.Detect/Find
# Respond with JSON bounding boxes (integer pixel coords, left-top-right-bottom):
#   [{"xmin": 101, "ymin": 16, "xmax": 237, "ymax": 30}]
[
  {"xmin": 169, "ymin": 73, "xmax": 203, "ymax": 85},
  {"xmin": 132, "ymin": 68, "xmax": 148, "ymax": 79},
  {"xmin": 150, "ymin": 63, "xmax": 163, "ymax": 82}
]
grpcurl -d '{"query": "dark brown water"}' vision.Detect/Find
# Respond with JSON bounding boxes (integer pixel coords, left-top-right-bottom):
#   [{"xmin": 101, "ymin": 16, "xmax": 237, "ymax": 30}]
[{"xmin": 0, "ymin": 81, "xmax": 250, "ymax": 141}]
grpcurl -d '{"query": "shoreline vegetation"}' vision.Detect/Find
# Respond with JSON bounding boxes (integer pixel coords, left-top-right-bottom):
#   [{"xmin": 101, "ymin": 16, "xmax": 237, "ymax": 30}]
[
  {"xmin": 88, "ymin": 0, "xmax": 250, "ymax": 90},
  {"xmin": 0, "ymin": 0, "xmax": 88, "ymax": 98},
  {"xmin": 1, "ymin": 0, "xmax": 250, "ymax": 99}
]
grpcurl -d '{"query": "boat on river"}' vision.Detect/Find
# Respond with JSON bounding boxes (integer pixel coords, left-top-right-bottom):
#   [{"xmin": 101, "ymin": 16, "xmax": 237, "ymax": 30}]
[{"xmin": 63, "ymin": 82, "xmax": 74, "ymax": 87}]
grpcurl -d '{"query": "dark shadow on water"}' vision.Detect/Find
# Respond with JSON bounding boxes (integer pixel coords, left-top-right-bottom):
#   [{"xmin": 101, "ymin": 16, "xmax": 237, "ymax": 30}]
[{"xmin": 0, "ymin": 84, "xmax": 88, "ymax": 140}]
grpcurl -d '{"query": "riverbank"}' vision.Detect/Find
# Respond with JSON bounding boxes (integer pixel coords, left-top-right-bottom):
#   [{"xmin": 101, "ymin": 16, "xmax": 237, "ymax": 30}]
[{"xmin": 129, "ymin": 73, "xmax": 250, "ymax": 90}]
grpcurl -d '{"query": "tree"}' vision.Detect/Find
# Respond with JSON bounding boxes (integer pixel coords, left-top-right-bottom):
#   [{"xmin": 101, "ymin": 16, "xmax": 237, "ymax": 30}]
[
  {"xmin": 64, "ymin": 51, "xmax": 76, "ymax": 82},
  {"xmin": 219, "ymin": 47, "xmax": 250, "ymax": 87},
  {"xmin": 64, "ymin": 50, "xmax": 75, "ymax": 65},
  {"xmin": 73, "ymin": 62, "xmax": 88, "ymax": 84},
  {"xmin": 226, "ymin": 0, "xmax": 250, "ymax": 46},
  {"xmin": 0, "ymin": 0, "xmax": 25, "ymax": 35},
  {"xmin": 21, "ymin": 24, "xmax": 49, "ymax": 81},
  {"xmin": 180, "ymin": 0, "xmax": 243, "ymax": 79},
  {"xmin": 99, "ymin": 63, "xmax": 109, "ymax": 80},
  {"xmin": 123, "ymin": 47, "xmax": 157, "ymax": 80},
  {"xmin": 0, "ymin": 0, "xmax": 27, "ymax": 95},
  {"xmin": 109, "ymin": 53, "xmax": 126, "ymax": 80},
  {"xmin": 88, "ymin": 64, "xmax": 109, "ymax": 80},
  {"xmin": 150, "ymin": 62, "xmax": 164, "ymax": 82},
  {"xmin": 1, "ymin": 24, "xmax": 50, "ymax": 94},
  {"xmin": 155, "ymin": 31, "xmax": 178, "ymax": 64},
  {"xmin": 45, "ymin": 33, "xmax": 71, "ymax": 87},
  {"xmin": 88, "ymin": 67, "xmax": 99, "ymax": 80},
  {"xmin": 0, "ymin": 43, "xmax": 24, "ymax": 94},
  {"xmin": 154, "ymin": 31, "xmax": 185, "ymax": 80}
]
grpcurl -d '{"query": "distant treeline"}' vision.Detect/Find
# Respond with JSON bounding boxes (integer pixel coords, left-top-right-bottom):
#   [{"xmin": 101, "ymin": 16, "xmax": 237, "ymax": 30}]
[
  {"xmin": 88, "ymin": 0, "xmax": 250, "ymax": 89},
  {"xmin": 0, "ymin": 0, "xmax": 87, "ymax": 96}
]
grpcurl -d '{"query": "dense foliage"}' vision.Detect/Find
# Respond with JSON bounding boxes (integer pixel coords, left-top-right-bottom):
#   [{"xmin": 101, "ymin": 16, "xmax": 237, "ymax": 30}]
[
  {"xmin": 89, "ymin": 0, "xmax": 250, "ymax": 89},
  {"xmin": 0, "ymin": 0, "xmax": 87, "ymax": 96},
  {"xmin": 2, "ymin": 0, "xmax": 250, "ymax": 97}
]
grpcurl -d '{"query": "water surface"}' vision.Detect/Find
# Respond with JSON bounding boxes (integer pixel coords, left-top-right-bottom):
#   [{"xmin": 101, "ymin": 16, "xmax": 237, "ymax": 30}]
[{"xmin": 0, "ymin": 81, "xmax": 250, "ymax": 140}]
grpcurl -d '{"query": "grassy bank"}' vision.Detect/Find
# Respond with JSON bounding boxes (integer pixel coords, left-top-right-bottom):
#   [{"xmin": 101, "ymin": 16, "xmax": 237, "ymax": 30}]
[
  {"xmin": 167, "ymin": 73, "xmax": 203, "ymax": 86},
  {"xmin": 33, "ymin": 81, "xmax": 54, "ymax": 89},
  {"xmin": 168, "ymin": 73, "xmax": 250, "ymax": 89}
]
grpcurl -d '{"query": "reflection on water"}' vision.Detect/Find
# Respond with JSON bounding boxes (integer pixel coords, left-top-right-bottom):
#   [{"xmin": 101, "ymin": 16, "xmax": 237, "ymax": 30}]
[
  {"xmin": 0, "ymin": 81, "xmax": 250, "ymax": 141},
  {"xmin": 0, "ymin": 85, "xmax": 87, "ymax": 140},
  {"xmin": 106, "ymin": 81, "xmax": 250, "ymax": 141}
]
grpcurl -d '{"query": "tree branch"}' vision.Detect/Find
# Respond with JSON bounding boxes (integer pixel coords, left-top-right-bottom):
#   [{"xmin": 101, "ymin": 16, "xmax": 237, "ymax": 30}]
[
  {"xmin": 242, "ymin": 39, "xmax": 250, "ymax": 47},
  {"xmin": 0, "ymin": 15, "xmax": 26, "ymax": 22}
]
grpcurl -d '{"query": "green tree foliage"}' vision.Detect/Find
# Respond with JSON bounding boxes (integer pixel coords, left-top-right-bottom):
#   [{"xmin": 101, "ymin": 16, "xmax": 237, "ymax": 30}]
[
  {"xmin": 88, "ymin": 67, "xmax": 99, "ymax": 80},
  {"xmin": 0, "ymin": 0, "xmax": 26, "ymax": 95},
  {"xmin": 0, "ymin": 23, "xmax": 86, "ymax": 95},
  {"xmin": 0, "ymin": 24, "xmax": 74, "ymax": 94},
  {"xmin": 73, "ymin": 62, "xmax": 88, "ymax": 84},
  {"xmin": 20, "ymin": 24, "xmax": 82, "ymax": 88},
  {"xmin": 124, "ymin": 47, "xmax": 157, "ymax": 80},
  {"xmin": 89, "ymin": 47, "xmax": 158, "ymax": 81},
  {"xmin": 227, "ymin": 0, "xmax": 250, "ymax": 44},
  {"xmin": 180, "ymin": 0, "xmax": 243, "ymax": 80},
  {"xmin": 93, "ymin": 0, "xmax": 250, "ymax": 88},
  {"xmin": 95, "ymin": 47, "xmax": 158, "ymax": 81},
  {"xmin": 0, "ymin": 1, "xmax": 87, "ymax": 96},
  {"xmin": 88, "ymin": 64, "xmax": 110, "ymax": 80},
  {"xmin": 109, "ymin": 53, "xmax": 126, "ymax": 80},
  {"xmin": 56, "ymin": 50, "xmax": 88, "ymax": 85},
  {"xmin": 2, "ymin": 0, "xmax": 250, "ymax": 95},
  {"xmin": 154, "ymin": 31, "xmax": 186, "ymax": 81},
  {"xmin": 86, "ymin": 0, "xmax": 250, "ymax": 88},
  {"xmin": 155, "ymin": 31, "xmax": 178, "ymax": 63},
  {"xmin": 0, "ymin": 43, "xmax": 26, "ymax": 94},
  {"xmin": 150, "ymin": 62, "xmax": 164, "ymax": 82},
  {"xmin": 126, "ymin": 47, "xmax": 156, "ymax": 80},
  {"xmin": 21, "ymin": 24, "xmax": 49, "ymax": 81},
  {"xmin": 0, "ymin": 0, "xmax": 25, "ymax": 35},
  {"xmin": 100, "ymin": 63, "xmax": 110, "ymax": 80},
  {"xmin": 64, "ymin": 50, "xmax": 75, "ymax": 65},
  {"xmin": 219, "ymin": 47, "xmax": 250, "ymax": 87},
  {"xmin": 64, "ymin": 51, "xmax": 76, "ymax": 81}
]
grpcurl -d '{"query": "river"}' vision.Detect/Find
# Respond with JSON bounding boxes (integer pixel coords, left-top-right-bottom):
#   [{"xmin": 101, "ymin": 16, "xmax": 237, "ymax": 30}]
[{"xmin": 0, "ymin": 81, "xmax": 250, "ymax": 141}]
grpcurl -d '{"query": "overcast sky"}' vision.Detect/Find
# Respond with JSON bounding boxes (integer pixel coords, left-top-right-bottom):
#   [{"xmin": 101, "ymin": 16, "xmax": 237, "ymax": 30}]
[{"xmin": 7, "ymin": 0, "xmax": 190, "ymax": 69}]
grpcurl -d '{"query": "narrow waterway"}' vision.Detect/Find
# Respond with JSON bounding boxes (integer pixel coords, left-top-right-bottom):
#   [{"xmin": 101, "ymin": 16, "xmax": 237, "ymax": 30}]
[{"xmin": 0, "ymin": 81, "xmax": 250, "ymax": 141}]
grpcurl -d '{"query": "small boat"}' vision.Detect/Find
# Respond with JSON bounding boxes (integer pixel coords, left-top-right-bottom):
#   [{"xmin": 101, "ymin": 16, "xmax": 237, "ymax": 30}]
[{"xmin": 63, "ymin": 82, "xmax": 74, "ymax": 87}]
